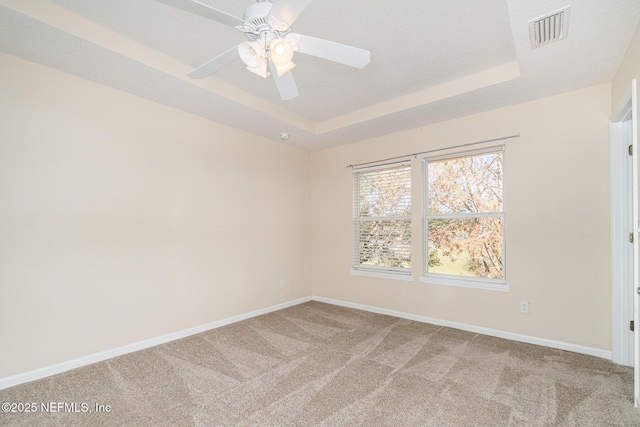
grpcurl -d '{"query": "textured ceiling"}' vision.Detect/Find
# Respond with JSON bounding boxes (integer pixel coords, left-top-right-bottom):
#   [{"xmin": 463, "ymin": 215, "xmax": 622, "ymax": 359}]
[{"xmin": 0, "ymin": 0, "xmax": 639, "ymax": 151}]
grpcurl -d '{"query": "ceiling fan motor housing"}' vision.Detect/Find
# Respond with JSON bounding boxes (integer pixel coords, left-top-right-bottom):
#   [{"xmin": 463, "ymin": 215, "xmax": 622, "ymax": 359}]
[{"xmin": 242, "ymin": 2, "xmax": 276, "ymax": 40}]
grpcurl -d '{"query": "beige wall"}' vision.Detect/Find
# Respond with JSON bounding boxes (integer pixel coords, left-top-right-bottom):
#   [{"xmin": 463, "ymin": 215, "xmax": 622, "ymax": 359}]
[
  {"xmin": 0, "ymin": 54, "xmax": 312, "ymax": 379},
  {"xmin": 2, "ymin": 29, "xmax": 631, "ymax": 379},
  {"xmin": 612, "ymin": 22, "xmax": 640, "ymax": 111},
  {"xmin": 311, "ymin": 84, "xmax": 612, "ymax": 351}
]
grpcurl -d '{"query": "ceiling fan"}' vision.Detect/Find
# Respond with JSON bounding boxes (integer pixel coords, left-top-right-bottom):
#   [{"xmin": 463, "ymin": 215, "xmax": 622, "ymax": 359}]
[{"xmin": 156, "ymin": 0, "xmax": 371, "ymax": 100}]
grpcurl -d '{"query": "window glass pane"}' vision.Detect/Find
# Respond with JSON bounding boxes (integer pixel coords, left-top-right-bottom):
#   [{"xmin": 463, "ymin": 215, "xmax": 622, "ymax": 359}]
[
  {"xmin": 428, "ymin": 152, "xmax": 502, "ymax": 214},
  {"xmin": 357, "ymin": 220, "xmax": 411, "ymax": 268},
  {"xmin": 427, "ymin": 217, "xmax": 503, "ymax": 279},
  {"xmin": 358, "ymin": 166, "xmax": 411, "ymax": 217}
]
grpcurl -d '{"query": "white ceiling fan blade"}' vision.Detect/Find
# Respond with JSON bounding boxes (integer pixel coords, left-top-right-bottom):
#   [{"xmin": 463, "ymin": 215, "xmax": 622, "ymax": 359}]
[
  {"xmin": 269, "ymin": 61, "xmax": 299, "ymax": 100},
  {"xmin": 269, "ymin": 0, "xmax": 312, "ymax": 27},
  {"xmin": 188, "ymin": 45, "xmax": 240, "ymax": 79},
  {"xmin": 155, "ymin": 0, "xmax": 244, "ymax": 27},
  {"xmin": 295, "ymin": 34, "xmax": 371, "ymax": 69}
]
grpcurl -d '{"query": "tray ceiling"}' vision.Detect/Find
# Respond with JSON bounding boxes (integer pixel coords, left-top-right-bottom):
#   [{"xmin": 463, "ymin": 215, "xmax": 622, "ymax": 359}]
[{"xmin": 0, "ymin": 0, "xmax": 638, "ymax": 151}]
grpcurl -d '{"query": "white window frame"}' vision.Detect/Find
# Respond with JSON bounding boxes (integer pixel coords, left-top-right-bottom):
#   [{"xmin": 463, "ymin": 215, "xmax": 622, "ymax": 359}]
[
  {"xmin": 420, "ymin": 146, "xmax": 509, "ymax": 292},
  {"xmin": 351, "ymin": 161, "xmax": 413, "ymax": 280}
]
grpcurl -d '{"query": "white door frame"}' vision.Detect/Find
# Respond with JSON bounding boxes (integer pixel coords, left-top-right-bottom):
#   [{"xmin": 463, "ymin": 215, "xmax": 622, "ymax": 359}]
[{"xmin": 610, "ymin": 79, "xmax": 638, "ymax": 404}]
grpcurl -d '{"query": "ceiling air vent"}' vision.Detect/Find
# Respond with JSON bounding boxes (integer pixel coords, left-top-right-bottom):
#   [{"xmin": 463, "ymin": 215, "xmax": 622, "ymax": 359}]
[{"xmin": 528, "ymin": 6, "xmax": 570, "ymax": 49}]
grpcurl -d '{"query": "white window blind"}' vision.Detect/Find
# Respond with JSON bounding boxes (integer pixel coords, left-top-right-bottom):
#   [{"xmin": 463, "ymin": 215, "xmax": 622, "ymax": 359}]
[{"xmin": 353, "ymin": 162, "xmax": 412, "ymax": 275}]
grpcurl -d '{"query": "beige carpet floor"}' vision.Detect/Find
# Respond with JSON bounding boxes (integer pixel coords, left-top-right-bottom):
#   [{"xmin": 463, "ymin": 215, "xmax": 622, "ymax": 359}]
[{"xmin": 1, "ymin": 301, "xmax": 639, "ymax": 426}]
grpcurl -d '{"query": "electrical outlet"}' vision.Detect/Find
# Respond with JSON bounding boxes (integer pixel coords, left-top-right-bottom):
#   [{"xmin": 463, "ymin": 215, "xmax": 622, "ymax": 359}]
[
  {"xmin": 280, "ymin": 280, "xmax": 286, "ymax": 289},
  {"xmin": 520, "ymin": 301, "xmax": 529, "ymax": 314}
]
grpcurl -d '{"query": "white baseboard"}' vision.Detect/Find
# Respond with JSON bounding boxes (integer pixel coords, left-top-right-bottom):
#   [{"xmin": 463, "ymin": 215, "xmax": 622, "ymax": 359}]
[
  {"xmin": 311, "ymin": 296, "xmax": 612, "ymax": 360},
  {"xmin": 0, "ymin": 297, "xmax": 312, "ymax": 391},
  {"xmin": 1, "ymin": 294, "xmax": 613, "ymax": 391}
]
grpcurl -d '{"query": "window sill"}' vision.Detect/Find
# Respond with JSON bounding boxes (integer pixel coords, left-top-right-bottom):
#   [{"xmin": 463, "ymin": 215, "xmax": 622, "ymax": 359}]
[
  {"xmin": 350, "ymin": 269, "xmax": 415, "ymax": 282},
  {"xmin": 419, "ymin": 275, "xmax": 509, "ymax": 292}
]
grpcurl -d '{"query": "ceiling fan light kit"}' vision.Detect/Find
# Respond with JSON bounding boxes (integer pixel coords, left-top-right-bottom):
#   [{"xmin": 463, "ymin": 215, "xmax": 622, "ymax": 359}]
[
  {"xmin": 238, "ymin": 40, "xmax": 268, "ymax": 77},
  {"xmin": 269, "ymin": 39, "xmax": 296, "ymax": 77},
  {"xmin": 156, "ymin": 0, "xmax": 371, "ymax": 100}
]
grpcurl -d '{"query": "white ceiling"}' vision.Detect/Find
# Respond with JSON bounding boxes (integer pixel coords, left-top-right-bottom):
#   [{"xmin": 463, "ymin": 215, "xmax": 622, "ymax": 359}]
[{"xmin": 0, "ymin": 0, "xmax": 639, "ymax": 151}]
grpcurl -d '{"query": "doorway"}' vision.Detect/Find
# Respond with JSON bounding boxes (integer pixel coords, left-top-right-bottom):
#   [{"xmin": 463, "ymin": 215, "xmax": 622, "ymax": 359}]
[{"xmin": 610, "ymin": 79, "xmax": 638, "ymax": 406}]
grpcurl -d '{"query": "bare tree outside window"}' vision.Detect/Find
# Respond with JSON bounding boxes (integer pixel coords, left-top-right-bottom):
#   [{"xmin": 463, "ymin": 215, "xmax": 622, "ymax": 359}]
[{"xmin": 426, "ymin": 149, "xmax": 504, "ymax": 280}]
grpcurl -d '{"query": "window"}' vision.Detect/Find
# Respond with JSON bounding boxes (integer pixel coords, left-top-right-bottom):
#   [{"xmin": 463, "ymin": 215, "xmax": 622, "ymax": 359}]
[
  {"xmin": 422, "ymin": 147, "xmax": 507, "ymax": 291},
  {"xmin": 352, "ymin": 162, "xmax": 412, "ymax": 279}
]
